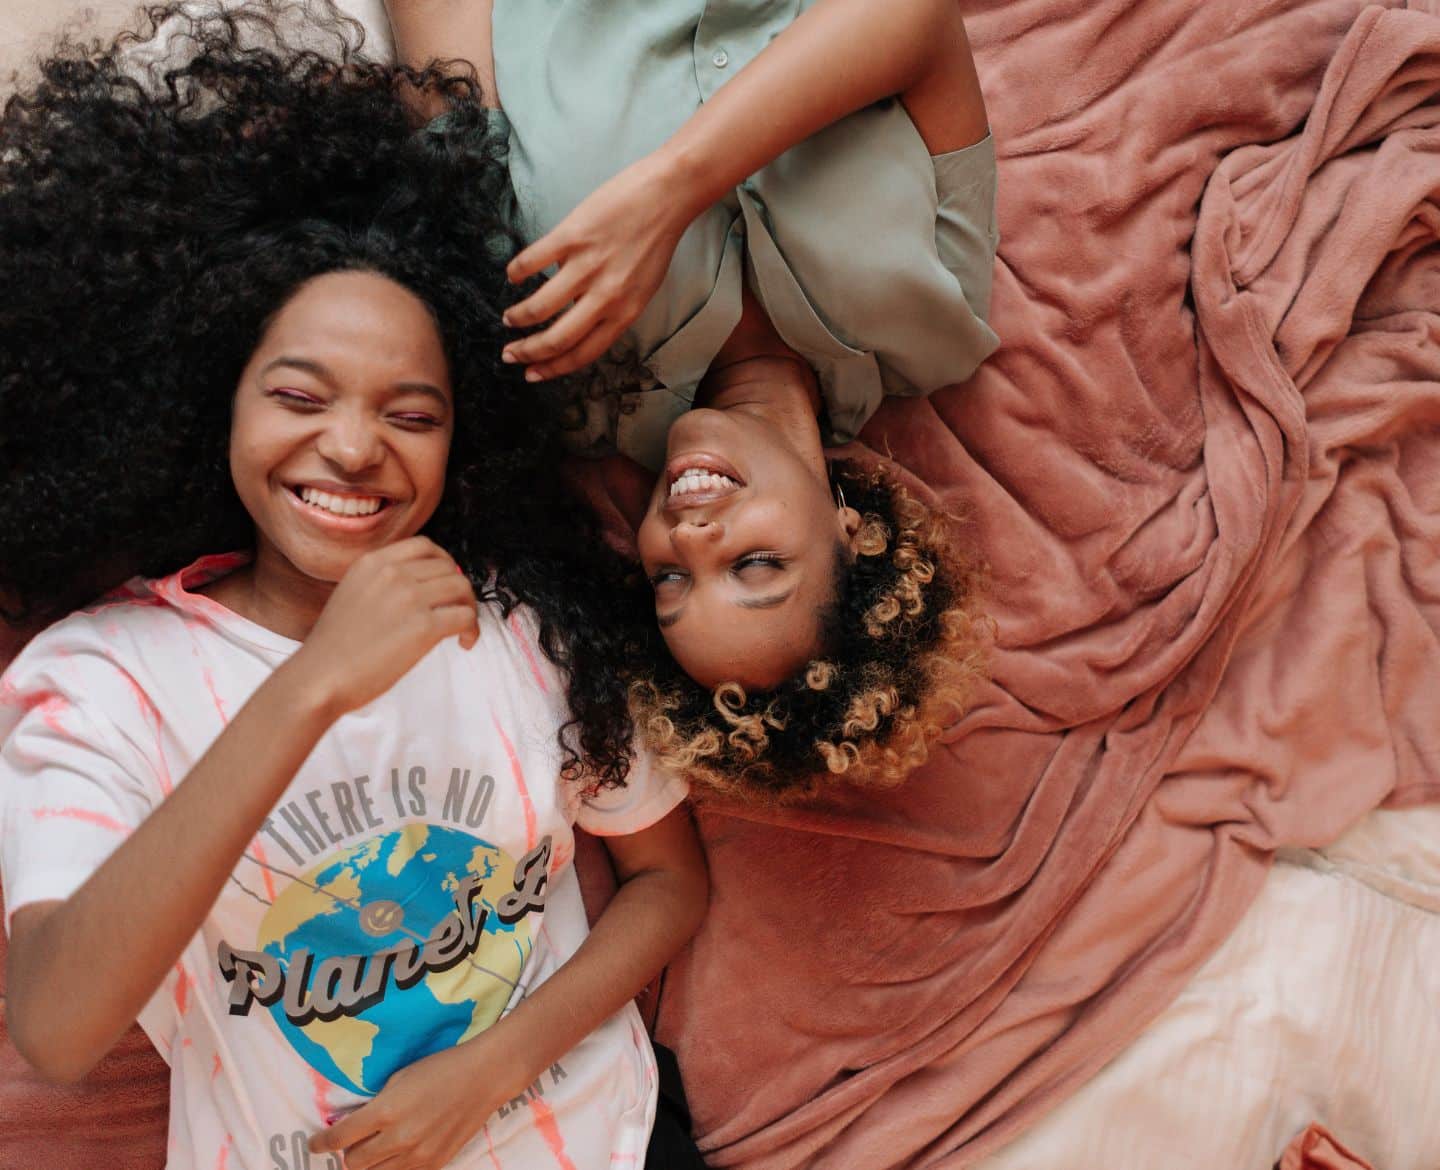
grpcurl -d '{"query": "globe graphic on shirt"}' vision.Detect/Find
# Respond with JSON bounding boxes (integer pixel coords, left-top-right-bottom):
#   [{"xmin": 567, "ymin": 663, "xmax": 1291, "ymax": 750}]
[{"xmin": 256, "ymin": 824, "xmax": 533, "ymax": 1096}]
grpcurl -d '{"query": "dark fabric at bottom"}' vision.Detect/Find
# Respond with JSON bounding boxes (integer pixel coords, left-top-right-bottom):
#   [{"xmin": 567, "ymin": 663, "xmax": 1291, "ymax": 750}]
[{"xmin": 646, "ymin": 1042, "xmax": 708, "ymax": 1168}]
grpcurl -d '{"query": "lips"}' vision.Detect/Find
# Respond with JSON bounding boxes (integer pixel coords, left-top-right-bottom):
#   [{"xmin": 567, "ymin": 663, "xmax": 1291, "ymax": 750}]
[
  {"xmin": 285, "ymin": 482, "xmax": 395, "ymax": 531},
  {"xmin": 664, "ymin": 453, "xmax": 745, "ymax": 489},
  {"xmin": 663, "ymin": 453, "xmax": 745, "ymax": 509}
]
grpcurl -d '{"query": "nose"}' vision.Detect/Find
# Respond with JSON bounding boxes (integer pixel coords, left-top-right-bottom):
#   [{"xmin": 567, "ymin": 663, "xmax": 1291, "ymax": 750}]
[
  {"xmin": 315, "ymin": 407, "xmax": 384, "ymax": 474},
  {"xmin": 670, "ymin": 518, "xmax": 724, "ymax": 552}
]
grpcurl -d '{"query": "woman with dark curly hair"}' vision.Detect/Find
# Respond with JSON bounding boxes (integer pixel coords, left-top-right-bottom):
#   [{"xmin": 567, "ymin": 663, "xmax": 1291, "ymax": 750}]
[
  {"xmin": 0, "ymin": 4, "xmax": 707, "ymax": 1168},
  {"xmin": 385, "ymin": 0, "xmax": 996, "ymax": 800}
]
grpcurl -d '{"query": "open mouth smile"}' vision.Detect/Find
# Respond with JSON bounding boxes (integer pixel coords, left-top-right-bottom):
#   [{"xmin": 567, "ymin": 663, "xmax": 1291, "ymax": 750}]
[
  {"xmin": 285, "ymin": 483, "xmax": 396, "ymax": 529},
  {"xmin": 664, "ymin": 454, "xmax": 745, "ymax": 508}
]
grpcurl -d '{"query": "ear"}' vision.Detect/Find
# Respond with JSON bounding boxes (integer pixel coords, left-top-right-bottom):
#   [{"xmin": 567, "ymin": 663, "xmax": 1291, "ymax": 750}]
[{"xmin": 838, "ymin": 504, "xmax": 863, "ymax": 548}]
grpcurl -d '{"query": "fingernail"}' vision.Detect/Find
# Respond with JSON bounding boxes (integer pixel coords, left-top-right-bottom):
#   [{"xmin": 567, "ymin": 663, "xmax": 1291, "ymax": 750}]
[
  {"xmin": 501, "ymin": 313, "xmax": 513, "ymax": 327},
  {"xmin": 525, "ymin": 370, "xmax": 543, "ymax": 382},
  {"xmin": 501, "ymin": 350, "xmax": 517, "ymax": 363}
]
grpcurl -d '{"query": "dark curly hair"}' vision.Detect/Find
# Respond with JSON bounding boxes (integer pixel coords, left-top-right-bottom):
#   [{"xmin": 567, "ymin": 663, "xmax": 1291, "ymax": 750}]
[
  {"xmin": 0, "ymin": 0, "xmax": 649, "ymax": 786},
  {"xmin": 627, "ymin": 460, "xmax": 991, "ymax": 801}
]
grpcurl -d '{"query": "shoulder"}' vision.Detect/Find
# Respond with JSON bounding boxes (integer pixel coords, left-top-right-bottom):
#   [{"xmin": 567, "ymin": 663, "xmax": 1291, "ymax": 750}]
[
  {"xmin": 1, "ymin": 584, "xmax": 192, "ymax": 725},
  {"xmin": 7, "ymin": 585, "xmax": 171, "ymax": 672},
  {"xmin": 474, "ymin": 599, "xmax": 568, "ymax": 689}
]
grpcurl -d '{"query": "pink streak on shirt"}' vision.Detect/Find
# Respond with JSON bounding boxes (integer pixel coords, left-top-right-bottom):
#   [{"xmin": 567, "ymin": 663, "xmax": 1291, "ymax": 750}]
[
  {"xmin": 309, "ymin": 1067, "xmax": 332, "ymax": 1122},
  {"xmin": 114, "ymin": 666, "xmax": 174, "ymax": 796},
  {"xmin": 182, "ymin": 613, "xmax": 231, "ymax": 724},
  {"xmin": 480, "ymin": 1123, "xmax": 503, "ymax": 1170},
  {"xmin": 85, "ymin": 591, "xmax": 165, "ymax": 615},
  {"xmin": 212, "ymin": 1053, "xmax": 223, "ymax": 1082},
  {"xmin": 508, "ymin": 612, "xmax": 551, "ymax": 695},
  {"xmin": 0, "ymin": 682, "xmax": 73, "ymax": 740},
  {"xmin": 491, "ymin": 714, "xmax": 537, "ymax": 850},
  {"xmin": 528, "ymin": 1097, "xmax": 578, "ymax": 1170},
  {"xmin": 215, "ymin": 1134, "xmax": 233, "ymax": 1170},
  {"xmin": 173, "ymin": 965, "xmax": 190, "ymax": 1018},
  {"xmin": 628, "ymin": 1015, "xmax": 656, "ymax": 1103},
  {"xmin": 247, "ymin": 835, "xmax": 279, "ymax": 902},
  {"xmin": 31, "ymin": 806, "xmax": 130, "ymax": 833}
]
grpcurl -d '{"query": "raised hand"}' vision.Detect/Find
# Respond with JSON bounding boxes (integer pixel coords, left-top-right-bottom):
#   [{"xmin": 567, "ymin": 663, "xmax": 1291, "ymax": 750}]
[
  {"xmin": 289, "ymin": 536, "xmax": 480, "ymax": 720},
  {"xmin": 500, "ymin": 150, "xmax": 697, "ymax": 382}
]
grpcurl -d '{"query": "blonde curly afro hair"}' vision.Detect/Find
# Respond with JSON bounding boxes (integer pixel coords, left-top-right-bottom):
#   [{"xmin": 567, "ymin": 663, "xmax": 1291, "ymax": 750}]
[{"xmin": 628, "ymin": 460, "xmax": 990, "ymax": 801}]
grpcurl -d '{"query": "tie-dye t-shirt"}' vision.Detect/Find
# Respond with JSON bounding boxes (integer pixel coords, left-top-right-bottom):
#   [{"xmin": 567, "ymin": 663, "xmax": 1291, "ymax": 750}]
[{"xmin": 0, "ymin": 555, "xmax": 687, "ymax": 1170}]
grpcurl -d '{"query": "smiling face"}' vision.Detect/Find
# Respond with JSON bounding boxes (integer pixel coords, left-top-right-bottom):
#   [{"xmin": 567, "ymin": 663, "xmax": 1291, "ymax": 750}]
[
  {"xmin": 636, "ymin": 403, "xmax": 858, "ymax": 691},
  {"xmin": 228, "ymin": 269, "xmax": 454, "ymax": 592}
]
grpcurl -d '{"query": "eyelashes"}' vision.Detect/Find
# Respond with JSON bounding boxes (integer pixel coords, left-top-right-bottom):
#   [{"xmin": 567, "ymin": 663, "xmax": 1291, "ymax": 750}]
[
  {"xmin": 265, "ymin": 389, "xmax": 444, "ymax": 429},
  {"xmin": 648, "ymin": 553, "xmax": 787, "ymax": 589}
]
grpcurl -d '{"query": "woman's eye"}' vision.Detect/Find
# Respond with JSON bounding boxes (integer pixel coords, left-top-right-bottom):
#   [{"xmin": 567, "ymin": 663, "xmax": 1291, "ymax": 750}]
[
  {"xmin": 390, "ymin": 413, "xmax": 444, "ymax": 430},
  {"xmin": 647, "ymin": 569, "xmax": 687, "ymax": 590},
  {"xmin": 269, "ymin": 387, "xmax": 322, "ymax": 408},
  {"xmin": 733, "ymin": 554, "xmax": 784, "ymax": 576}
]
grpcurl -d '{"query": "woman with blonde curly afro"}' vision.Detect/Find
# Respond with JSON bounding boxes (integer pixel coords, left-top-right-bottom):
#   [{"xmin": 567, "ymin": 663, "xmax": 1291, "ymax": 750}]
[
  {"xmin": 383, "ymin": 0, "xmax": 999, "ymax": 800},
  {"xmin": 626, "ymin": 294, "xmax": 992, "ymax": 801}
]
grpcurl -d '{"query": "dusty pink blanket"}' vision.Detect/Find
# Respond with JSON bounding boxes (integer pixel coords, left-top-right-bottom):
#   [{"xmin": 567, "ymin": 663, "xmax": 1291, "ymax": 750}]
[
  {"xmin": 634, "ymin": 1, "xmax": 1440, "ymax": 1166},
  {"xmin": 3, "ymin": 1, "xmax": 1440, "ymax": 1168}
]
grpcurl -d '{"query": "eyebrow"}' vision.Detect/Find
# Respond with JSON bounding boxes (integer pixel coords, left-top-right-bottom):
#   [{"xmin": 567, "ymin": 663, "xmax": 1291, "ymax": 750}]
[
  {"xmin": 656, "ymin": 586, "xmax": 798, "ymax": 630},
  {"xmin": 261, "ymin": 356, "xmax": 449, "ymax": 409}
]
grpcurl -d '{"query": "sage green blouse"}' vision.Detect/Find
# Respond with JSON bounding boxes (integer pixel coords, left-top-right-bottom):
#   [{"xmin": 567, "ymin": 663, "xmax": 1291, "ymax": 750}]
[{"xmin": 492, "ymin": 0, "xmax": 1000, "ymax": 469}]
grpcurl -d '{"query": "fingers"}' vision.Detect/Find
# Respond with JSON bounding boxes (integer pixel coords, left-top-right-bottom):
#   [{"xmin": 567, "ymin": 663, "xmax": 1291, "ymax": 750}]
[
  {"xmin": 416, "ymin": 575, "xmax": 481, "ymax": 650},
  {"xmin": 369, "ymin": 535, "xmax": 448, "ymax": 564},
  {"xmin": 434, "ymin": 602, "xmax": 482, "ymax": 651},
  {"xmin": 334, "ymin": 1137, "xmax": 406, "ymax": 1170},
  {"xmin": 502, "ymin": 292, "xmax": 612, "ymax": 374},
  {"xmin": 309, "ymin": 1107, "xmax": 380, "ymax": 1156},
  {"xmin": 309, "ymin": 1108, "xmax": 454, "ymax": 1170},
  {"xmin": 365, "ymin": 538, "xmax": 464, "ymax": 581},
  {"xmin": 410, "ymin": 556, "xmax": 469, "ymax": 586},
  {"xmin": 524, "ymin": 316, "xmax": 625, "ymax": 382},
  {"xmin": 349, "ymin": 541, "xmax": 480, "ymax": 650},
  {"xmin": 501, "ymin": 261, "xmax": 585, "ymax": 332},
  {"xmin": 506, "ymin": 229, "xmax": 566, "ymax": 286}
]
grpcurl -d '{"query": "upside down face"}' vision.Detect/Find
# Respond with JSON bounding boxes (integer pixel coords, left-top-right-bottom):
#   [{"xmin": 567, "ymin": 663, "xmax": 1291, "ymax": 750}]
[{"xmin": 636, "ymin": 404, "xmax": 859, "ymax": 692}]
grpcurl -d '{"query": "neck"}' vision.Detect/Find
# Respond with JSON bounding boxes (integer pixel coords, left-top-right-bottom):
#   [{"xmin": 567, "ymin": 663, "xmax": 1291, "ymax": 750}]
[
  {"xmin": 204, "ymin": 544, "xmax": 333, "ymax": 641},
  {"xmin": 696, "ymin": 354, "xmax": 824, "ymax": 425}
]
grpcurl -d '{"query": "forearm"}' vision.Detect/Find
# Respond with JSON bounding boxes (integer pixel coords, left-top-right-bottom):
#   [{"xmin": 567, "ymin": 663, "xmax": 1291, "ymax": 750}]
[
  {"xmin": 6, "ymin": 660, "xmax": 335, "ymax": 1081},
  {"xmin": 659, "ymin": 0, "xmax": 960, "ymax": 219},
  {"xmin": 470, "ymin": 851, "xmax": 707, "ymax": 1099},
  {"xmin": 383, "ymin": 0, "xmax": 496, "ymax": 112}
]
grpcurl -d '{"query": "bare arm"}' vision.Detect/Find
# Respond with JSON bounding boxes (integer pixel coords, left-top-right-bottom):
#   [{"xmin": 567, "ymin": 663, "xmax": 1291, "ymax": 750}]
[
  {"xmin": 636, "ymin": 0, "xmax": 987, "ymax": 221},
  {"xmin": 382, "ymin": 0, "xmax": 496, "ymax": 115},
  {"xmin": 7, "ymin": 664, "xmax": 336, "ymax": 1082},
  {"xmin": 502, "ymin": 0, "xmax": 988, "ymax": 379},
  {"xmin": 5, "ymin": 539, "xmax": 480, "ymax": 1083},
  {"xmin": 310, "ymin": 804, "xmax": 709, "ymax": 1170},
  {"xmin": 499, "ymin": 803, "xmax": 709, "ymax": 1075}
]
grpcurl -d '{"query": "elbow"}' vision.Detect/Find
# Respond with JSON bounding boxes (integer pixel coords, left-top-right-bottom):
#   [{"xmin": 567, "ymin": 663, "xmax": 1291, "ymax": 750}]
[
  {"xmin": 10, "ymin": 1027, "xmax": 101, "ymax": 1086},
  {"xmin": 678, "ymin": 859, "xmax": 711, "ymax": 946},
  {"xmin": 6, "ymin": 995, "xmax": 102, "ymax": 1085}
]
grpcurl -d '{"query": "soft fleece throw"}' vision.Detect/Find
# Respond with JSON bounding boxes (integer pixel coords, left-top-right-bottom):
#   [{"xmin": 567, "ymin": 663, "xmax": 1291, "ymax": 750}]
[{"xmin": 631, "ymin": 1, "xmax": 1440, "ymax": 1166}]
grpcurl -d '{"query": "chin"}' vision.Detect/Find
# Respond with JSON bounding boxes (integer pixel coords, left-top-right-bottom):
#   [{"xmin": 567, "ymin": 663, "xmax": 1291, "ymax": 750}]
[
  {"xmin": 283, "ymin": 546, "xmax": 365, "ymax": 586},
  {"xmin": 671, "ymin": 650, "xmax": 798, "ymax": 693}
]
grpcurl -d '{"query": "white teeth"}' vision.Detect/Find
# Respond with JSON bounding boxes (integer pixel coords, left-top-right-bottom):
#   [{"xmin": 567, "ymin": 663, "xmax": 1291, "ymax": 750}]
[
  {"xmin": 669, "ymin": 470, "xmax": 738, "ymax": 498},
  {"xmin": 298, "ymin": 487, "xmax": 384, "ymax": 517}
]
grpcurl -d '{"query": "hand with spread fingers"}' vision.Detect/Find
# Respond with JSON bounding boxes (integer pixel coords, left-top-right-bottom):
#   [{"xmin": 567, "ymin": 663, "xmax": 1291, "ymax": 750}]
[
  {"xmin": 501, "ymin": 151, "xmax": 696, "ymax": 382},
  {"xmin": 308, "ymin": 1036, "xmax": 519, "ymax": 1170}
]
